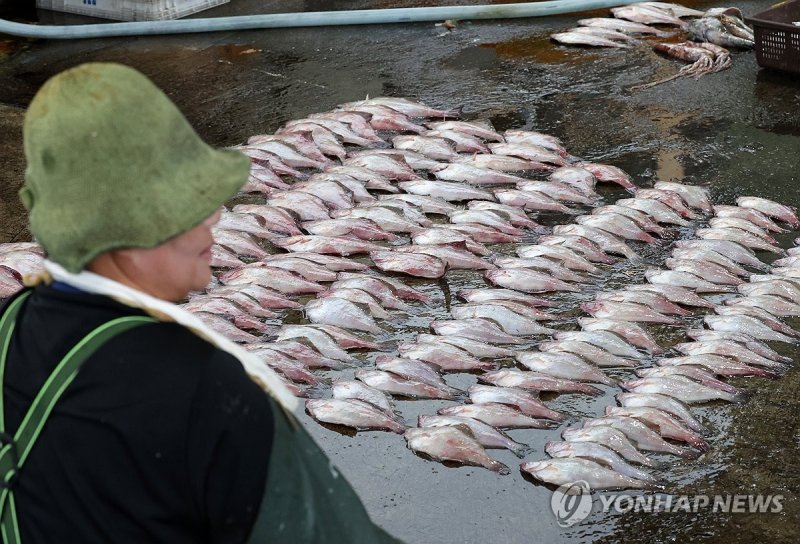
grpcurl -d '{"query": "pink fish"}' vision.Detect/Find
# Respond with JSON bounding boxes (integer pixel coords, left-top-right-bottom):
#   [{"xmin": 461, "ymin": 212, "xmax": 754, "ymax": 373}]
[{"xmin": 370, "ymin": 250, "xmax": 446, "ymax": 278}]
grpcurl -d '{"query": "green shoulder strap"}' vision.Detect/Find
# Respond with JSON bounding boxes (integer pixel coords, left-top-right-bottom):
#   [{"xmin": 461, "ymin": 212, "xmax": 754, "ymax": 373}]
[{"xmin": 0, "ymin": 291, "xmax": 156, "ymax": 544}]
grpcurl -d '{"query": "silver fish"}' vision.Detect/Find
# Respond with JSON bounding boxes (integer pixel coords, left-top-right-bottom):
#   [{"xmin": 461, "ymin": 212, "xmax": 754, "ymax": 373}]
[
  {"xmin": 481, "ymin": 369, "xmax": 604, "ymax": 396},
  {"xmin": 674, "ymin": 239, "xmax": 768, "ymax": 270},
  {"xmin": 595, "ymin": 290, "xmax": 691, "ymax": 316},
  {"xmin": 432, "ymin": 163, "xmax": 529, "ymax": 186},
  {"xmin": 704, "ymin": 315, "xmax": 797, "ymax": 343},
  {"xmin": 581, "ymin": 300, "xmax": 680, "ymax": 324},
  {"xmin": 577, "ymin": 17, "xmax": 673, "ymax": 36},
  {"xmin": 737, "ymin": 196, "xmax": 800, "ymax": 227},
  {"xmin": 521, "ymin": 458, "xmax": 656, "ymax": 491},
  {"xmin": 505, "ymin": 130, "xmax": 568, "ymax": 156},
  {"xmin": 578, "ymin": 317, "xmax": 664, "ymax": 355},
  {"xmin": 305, "ymin": 298, "xmax": 382, "ymax": 334},
  {"xmin": 653, "ymin": 181, "xmax": 711, "ymax": 212},
  {"xmin": 622, "ymin": 376, "xmax": 747, "ymax": 403},
  {"xmin": 494, "ymin": 189, "xmax": 573, "ymax": 213},
  {"xmin": 275, "ymin": 326, "xmax": 356, "ymax": 363},
  {"xmin": 392, "ymin": 135, "xmax": 458, "ymax": 161},
  {"xmin": 553, "ymin": 224, "xmax": 641, "ymax": 261},
  {"xmin": 194, "ymin": 312, "xmax": 260, "ymax": 343},
  {"xmin": 302, "ymin": 218, "xmax": 398, "ymax": 242},
  {"xmin": 306, "ymin": 399, "xmax": 405, "ymax": 433},
  {"xmin": 697, "ymin": 228, "xmax": 783, "ymax": 255},
  {"xmin": 626, "ymin": 284, "xmax": 714, "ymax": 308},
  {"xmin": 548, "ymin": 166, "xmax": 598, "ymax": 196},
  {"xmin": 380, "ymin": 194, "xmax": 459, "ymax": 215},
  {"xmin": 617, "ymin": 198, "xmax": 690, "ymax": 226},
  {"xmin": 468, "ymin": 385, "xmax": 566, "ymax": 421},
  {"xmin": 659, "ymin": 352, "xmax": 782, "ymax": 376},
  {"xmin": 551, "ymin": 31, "xmax": 633, "ymax": 48},
  {"xmin": 375, "ymin": 356, "xmax": 447, "ymax": 388},
  {"xmin": 219, "ymin": 265, "xmax": 325, "ymax": 295},
  {"xmin": 604, "ymin": 406, "xmax": 708, "ymax": 451},
  {"xmin": 612, "ymin": 5, "xmax": 688, "ymax": 27},
  {"xmin": 739, "ymin": 279, "xmax": 800, "ymax": 305},
  {"xmin": 517, "ymin": 244, "xmax": 600, "ymax": 273},
  {"xmin": 419, "ymin": 415, "xmax": 530, "ymax": 457},
  {"xmin": 644, "ymin": 269, "xmax": 734, "ymax": 293},
  {"xmin": 267, "ymin": 191, "xmax": 330, "ymax": 221},
  {"xmin": 538, "ymin": 340, "xmax": 637, "ymax": 368},
  {"xmin": 448, "ymin": 210, "xmax": 525, "ymax": 235},
  {"xmin": 260, "ymin": 340, "xmax": 343, "ymax": 369},
  {"xmin": 212, "ymin": 229, "xmax": 269, "ymax": 259},
  {"xmin": 404, "ymin": 426, "xmax": 510, "ymax": 475},
  {"xmin": 431, "ymin": 318, "xmax": 523, "ymax": 345},
  {"xmin": 616, "ymin": 392, "xmax": 706, "ymax": 434},
  {"xmin": 332, "ymin": 379, "xmax": 396, "ymax": 416},
  {"xmin": 554, "ymin": 330, "xmax": 649, "ymax": 359},
  {"xmin": 273, "ymin": 235, "xmax": 383, "ymax": 256},
  {"xmin": 438, "ymin": 403, "xmax": 557, "ymax": 429},
  {"xmin": 664, "ymin": 258, "xmax": 744, "ymax": 286},
  {"xmin": 576, "ymin": 214, "xmax": 657, "ymax": 243},
  {"xmin": 399, "ymin": 179, "xmax": 495, "ymax": 202},
  {"xmin": 584, "ymin": 416, "xmax": 699, "ymax": 458},
  {"xmin": 451, "ymin": 304, "xmax": 557, "ymax": 336},
  {"xmin": 713, "ymin": 205, "xmax": 786, "ymax": 233},
  {"xmin": 669, "ymin": 247, "xmax": 751, "ymax": 278},
  {"xmin": 485, "ymin": 268, "xmax": 580, "ymax": 294},
  {"xmin": 370, "ymin": 250, "xmax": 447, "ymax": 279},
  {"xmin": 398, "ymin": 341, "xmax": 496, "ymax": 372},
  {"xmin": 457, "ymin": 288, "xmax": 554, "ymax": 308},
  {"xmin": 545, "ymin": 441, "xmax": 657, "ymax": 483},
  {"xmin": 562, "ymin": 426, "xmax": 654, "ymax": 466},
  {"xmin": 355, "ymin": 369, "xmax": 460, "ymax": 400},
  {"xmin": 727, "ymin": 295, "xmax": 800, "ymax": 318},
  {"xmin": 416, "ymin": 334, "xmax": 514, "ymax": 359},
  {"xmin": 426, "ymin": 120, "xmax": 505, "ymax": 142},
  {"xmin": 516, "ymin": 351, "xmax": 617, "ymax": 386}
]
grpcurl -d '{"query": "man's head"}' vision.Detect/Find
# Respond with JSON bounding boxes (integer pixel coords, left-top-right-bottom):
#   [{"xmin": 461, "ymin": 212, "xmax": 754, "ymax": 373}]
[{"xmin": 20, "ymin": 63, "xmax": 249, "ymax": 299}]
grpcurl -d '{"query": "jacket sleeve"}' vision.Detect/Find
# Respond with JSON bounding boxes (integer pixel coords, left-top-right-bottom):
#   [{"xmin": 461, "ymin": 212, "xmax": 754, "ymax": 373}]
[{"xmin": 186, "ymin": 349, "xmax": 276, "ymax": 544}]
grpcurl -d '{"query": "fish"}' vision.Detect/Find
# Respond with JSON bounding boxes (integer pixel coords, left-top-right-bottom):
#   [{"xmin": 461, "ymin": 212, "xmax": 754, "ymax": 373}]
[
  {"xmin": 621, "ymin": 376, "xmax": 747, "ymax": 404},
  {"xmin": 392, "ymin": 135, "xmax": 458, "ymax": 161},
  {"xmin": 545, "ymin": 441, "xmax": 657, "ymax": 483},
  {"xmin": 370, "ymin": 250, "xmax": 446, "ymax": 278},
  {"xmin": 653, "ymin": 181, "xmax": 712, "ymax": 212},
  {"xmin": 448, "ymin": 210, "xmax": 525, "ymax": 235},
  {"xmin": 267, "ymin": 192, "xmax": 331, "ymax": 221},
  {"xmin": 210, "ymin": 245, "xmax": 244, "ymax": 268},
  {"xmin": 673, "ymin": 239, "xmax": 768, "ymax": 270},
  {"xmin": 467, "ymin": 201, "xmax": 545, "ymax": 229},
  {"xmin": 736, "ymin": 196, "xmax": 800, "ymax": 227},
  {"xmin": 616, "ymin": 392, "xmax": 706, "ymax": 434},
  {"xmin": 575, "ymin": 214, "xmax": 657, "ymax": 243},
  {"xmin": 306, "ymin": 399, "xmax": 406, "ymax": 433},
  {"xmin": 332, "ymin": 379, "xmax": 396, "ymax": 416},
  {"xmin": 455, "ymin": 154, "xmax": 550, "ymax": 172},
  {"xmin": 457, "ymin": 288, "xmax": 554, "ymax": 308},
  {"xmin": 664, "ymin": 258, "xmax": 744, "ymax": 286},
  {"xmin": 351, "ymin": 147, "xmax": 442, "ymax": 171},
  {"xmin": 380, "ymin": 194, "xmax": 459, "ymax": 215},
  {"xmin": 697, "ymin": 228, "xmax": 784, "ymax": 255},
  {"xmin": 275, "ymin": 326, "xmax": 356, "ymax": 363},
  {"xmin": 739, "ymin": 279, "xmax": 800, "ymax": 305},
  {"xmin": 375, "ymin": 356, "xmax": 448, "ymax": 388},
  {"xmin": 338, "ymin": 272, "xmax": 431, "ymax": 303},
  {"xmin": 330, "ymin": 207, "xmax": 422, "ymax": 234},
  {"xmin": 521, "ymin": 458, "xmax": 656, "ymax": 491},
  {"xmin": 411, "ymin": 229, "xmax": 489, "ymax": 256},
  {"xmin": 426, "ymin": 119, "xmax": 505, "ymax": 142},
  {"xmin": 355, "ymin": 369, "xmax": 460, "ymax": 400},
  {"xmin": 358, "ymin": 200, "xmax": 432, "ymax": 228},
  {"xmin": 489, "ymin": 142, "xmax": 568, "ymax": 166},
  {"xmin": 713, "ymin": 205, "xmax": 787, "ymax": 233},
  {"xmin": 685, "ymin": 330, "xmax": 793, "ymax": 364},
  {"xmin": 604, "ymin": 406, "xmax": 708, "ymax": 451},
  {"xmin": 460, "ymin": 299, "xmax": 555, "ymax": 321},
  {"xmin": 574, "ymin": 162, "xmax": 638, "ymax": 193},
  {"xmin": 212, "ymin": 229, "xmax": 269, "ymax": 259},
  {"xmin": 612, "ymin": 4, "xmax": 688, "ymax": 27},
  {"xmin": 727, "ymin": 295, "xmax": 800, "ymax": 318},
  {"xmin": 595, "ymin": 290, "xmax": 691, "ymax": 316},
  {"xmin": 318, "ymin": 289, "xmax": 392, "ymax": 319},
  {"xmin": 250, "ymin": 350, "xmax": 326, "ymax": 385},
  {"xmin": 256, "ymin": 257, "xmax": 338, "ymax": 282},
  {"xmin": 398, "ymin": 341, "xmax": 496, "ymax": 372},
  {"xmin": 517, "ymin": 181, "xmax": 598, "ymax": 205},
  {"xmin": 431, "ymin": 163, "xmax": 529, "ymax": 186},
  {"xmin": 581, "ymin": 300, "xmax": 680, "ymax": 324},
  {"xmin": 468, "ymin": 385, "xmax": 566, "ymax": 421},
  {"xmin": 219, "ymin": 264, "xmax": 325, "ymax": 295},
  {"xmin": 450, "ymin": 304, "xmax": 556, "ymax": 336},
  {"xmin": 638, "ymin": 366, "xmax": 745, "ymax": 397},
  {"xmin": 245, "ymin": 139, "xmax": 328, "ymax": 169},
  {"xmin": 325, "ymin": 165, "xmax": 399, "ymax": 192},
  {"xmin": 182, "ymin": 297, "xmax": 278, "ymax": 323},
  {"xmin": 538, "ymin": 235, "xmax": 616, "ymax": 264},
  {"xmin": 583, "ymin": 416, "xmax": 700, "ymax": 458},
  {"xmin": 494, "ymin": 189, "xmax": 573, "ymax": 213},
  {"xmin": 193, "ymin": 312, "xmax": 261, "ymax": 343},
  {"xmin": 709, "ymin": 217, "xmax": 776, "ymax": 243},
  {"xmin": 687, "ymin": 16, "xmax": 753, "ymax": 48},
  {"xmin": 404, "ymin": 426, "xmax": 511, "ymax": 475},
  {"xmin": 396, "ymin": 245, "xmax": 493, "ymax": 271},
  {"xmin": 552, "ymin": 224, "xmax": 641, "ymax": 261},
  {"xmin": 420, "ymin": 415, "xmax": 530, "ymax": 457},
  {"xmin": 577, "ymin": 17, "xmax": 673, "ymax": 36},
  {"xmin": 669, "ymin": 247, "xmax": 752, "ymax": 278},
  {"xmin": 416, "ymin": 334, "xmax": 515, "ymax": 359},
  {"xmin": 516, "ymin": 351, "xmax": 617, "ymax": 386},
  {"xmin": 485, "ymin": 268, "xmax": 581, "ymax": 294},
  {"xmin": 553, "ymin": 330, "xmax": 650, "ymax": 359},
  {"xmin": 266, "ymin": 252, "xmax": 370, "ymax": 272},
  {"xmin": 438, "ymin": 403, "xmax": 557, "ymax": 429},
  {"xmin": 547, "ymin": 167, "xmax": 598, "ymax": 196},
  {"xmin": 636, "ymin": 189, "xmax": 698, "ymax": 218},
  {"xmin": 569, "ymin": 26, "xmax": 642, "ymax": 44},
  {"xmin": 305, "ymin": 298, "xmax": 383, "ymax": 334},
  {"xmin": 231, "ymin": 204, "xmax": 302, "ymax": 236},
  {"xmin": 431, "ymin": 319, "xmax": 523, "ymax": 345},
  {"xmin": 592, "ymin": 205, "xmax": 669, "ymax": 236},
  {"xmin": 399, "ymin": 179, "xmax": 495, "ymax": 202},
  {"xmin": 207, "ymin": 284, "xmax": 303, "ymax": 309},
  {"xmin": 260, "ymin": 340, "xmax": 344, "ymax": 369},
  {"xmin": 617, "ymin": 198, "xmax": 690, "ymax": 226},
  {"xmin": 292, "ymin": 180, "xmax": 355, "ymax": 210},
  {"xmin": 342, "ymin": 96, "xmax": 461, "ymax": 119},
  {"xmin": 282, "ymin": 118, "xmax": 384, "ymax": 146},
  {"xmin": 273, "ymin": 235, "xmax": 383, "ymax": 256},
  {"xmin": 713, "ymin": 305, "xmax": 799, "ymax": 338},
  {"xmin": 578, "ymin": 317, "xmax": 664, "ymax": 355},
  {"xmin": 562, "ymin": 426, "xmax": 655, "ymax": 466},
  {"xmin": 217, "ymin": 212, "xmax": 278, "ymax": 240},
  {"xmin": 551, "ymin": 31, "xmax": 633, "ymax": 48},
  {"xmin": 481, "ymin": 369, "xmax": 603, "ymax": 396},
  {"xmin": 538, "ymin": 340, "xmax": 637, "ymax": 368},
  {"xmin": 343, "ymin": 154, "xmax": 418, "ymax": 181},
  {"xmin": 625, "ymin": 284, "xmax": 714, "ymax": 309},
  {"xmin": 504, "ymin": 130, "xmax": 568, "ymax": 156},
  {"xmin": 644, "ymin": 269, "xmax": 734, "ymax": 293},
  {"xmin": 704, "ymin": 315, "xmax": 797, "ymax": 343},
  {"xmin": 307, "ymin": 324, "xmax": 382, "ymax": 351},
  {"xmin": 664, "ymin": 349, "xmax": 784, "ymax": 375},
  {"xmin": 302, "ymin": 218, "xmax": 398, "ymax": 242}
]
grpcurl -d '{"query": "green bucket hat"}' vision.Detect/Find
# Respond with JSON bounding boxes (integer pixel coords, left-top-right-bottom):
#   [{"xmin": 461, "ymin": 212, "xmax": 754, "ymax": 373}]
[{"xmin": 20, "ymin": 62, "xmax": 250, "ymax": 273}]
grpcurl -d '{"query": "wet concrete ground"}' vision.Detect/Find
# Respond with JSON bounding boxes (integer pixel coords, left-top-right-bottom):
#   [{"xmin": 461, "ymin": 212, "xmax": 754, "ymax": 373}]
[{"xmin": 1, "ymin": 1, "xmax": 799, "ymax": 542}]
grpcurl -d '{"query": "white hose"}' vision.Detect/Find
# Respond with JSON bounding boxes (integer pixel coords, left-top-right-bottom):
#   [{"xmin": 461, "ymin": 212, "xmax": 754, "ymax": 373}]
[{"xmin": 1, "ymin": 0, "xmax": 642, "ymax": 40}]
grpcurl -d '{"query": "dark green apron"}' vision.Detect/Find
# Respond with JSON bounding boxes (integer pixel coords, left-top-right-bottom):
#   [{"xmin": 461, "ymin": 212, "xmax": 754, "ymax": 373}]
[{"xmin": 0, "ymin": 291, "xmax": 401, "ymax": 544}]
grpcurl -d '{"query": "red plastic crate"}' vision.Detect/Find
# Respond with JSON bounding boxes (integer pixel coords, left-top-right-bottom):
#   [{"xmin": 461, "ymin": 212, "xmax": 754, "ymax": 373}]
[{"xmin": 747, "ymin": 0, "xmax": 800, "ymax": 73}]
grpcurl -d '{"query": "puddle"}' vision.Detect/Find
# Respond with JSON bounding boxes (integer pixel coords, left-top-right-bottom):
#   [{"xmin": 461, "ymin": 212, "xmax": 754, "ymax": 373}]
[{"xmin": 481, "ymin": 36, "xmax": 601, "ymax": 65}]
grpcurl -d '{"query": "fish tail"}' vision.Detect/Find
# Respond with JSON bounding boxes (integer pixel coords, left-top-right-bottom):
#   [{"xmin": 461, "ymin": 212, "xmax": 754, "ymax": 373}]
[
  {"xmin": 687, "ymin": 436, "xmax": 711, "ymax": 453},
  {"xmin": 678, "ymin": 447, "xmax": 702, "ymax": 460},
  {"xmin": 490, "ymin": 460, "xmax": 512, "ymax": 475},
  {"xmin": 580, "ymin": 384, "xmax": 605, "ymax": 396}
]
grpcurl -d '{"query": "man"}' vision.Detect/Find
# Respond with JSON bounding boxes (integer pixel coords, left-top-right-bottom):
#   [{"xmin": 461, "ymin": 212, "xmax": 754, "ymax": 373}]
[{"xmin": 0, "ymin": 63, "xmax": 399, "ymax": 543}]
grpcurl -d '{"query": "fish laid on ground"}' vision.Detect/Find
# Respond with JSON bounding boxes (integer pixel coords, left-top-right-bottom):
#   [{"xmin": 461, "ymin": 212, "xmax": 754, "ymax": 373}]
[
  {"xmin": 306, "ymin": 399, "xmax": 405, "ymax": 433},
  {"xmin": 427, "ymin": 119, "xmax": 505, "ymax": 142},
  {"xmin": 551, "ymin": 31, "xmax": 633, "ymax": 48},
  {"xmin": 504, "ymin": 130, "xmax": 568, "ymax": 156},
  {"xmin": 653, "ymin": 181, "xmax": 711, "ymax": 212},
  {"xmin": 219, "ymin": 265, "xmax": 325, "ymax": 295},
  {"xmin": 622, "ymin": 376, "xmax": 747, "ymax": 404},
  {"xmin": 267, "ymin": 252, "xmax": 370, "ymax": 272},
  {"xmin": 727, "ymin": 295, "xmax": 800, "ymax": 318},
  {"xmin": 392, "ymin": 135, "xmax": 459, "ymax": 161},
  {"xmin": 538, "ymin": 235, "xmax": 615, "ymax": 264},
  {"xmin": 420, "ymin": 415, "xmax": 530, "ymax": 457},
  {"xmin": 674, "ymin": 239, "xmax": 768, "ymax": 270},
  {"xmin": 489, "ymin": 142, "xmax": 568, "ymax": 166},
  {"xmin": 267, "ymin": 192, "xmax": 331, "ymax": 221},
  {"xmin": 617, "ymin": 198, "xmax": 690, "ymax": 226},
  {"xmin": 376, "ymin": 355, "xmax": 448, "ymax": 389},
  {"xmin": 411, "ymin": 229, "xmax": 489, "ymax": 256},
  {"xmin": 659, "ymin": 352, "xmax": 782, "ymax": 376},
  {"xmin": 704, "ymin": 315, "xmax": 797, "ymax": 343},
  {"xmin": 431, "ymin": 163, "xmax": 529, "ymax": 186},
  {"xmin": 467, "ymin": 201, "xmax": 544, "ymax": 229},
  {"xmin": 552, "ymin": 224, "xmax": 641, "ymax": 261},
  {"xmin": 275, "ymin": 326, "xmax": 356, "ymax": 363},
  {"xmin": 554, "ymin": 330, "xmax": 649, "ymax": 359},
  {"xmin": 338, "ymin": 272, "xmax": 431, "ymax": 303},
  {"xmin": 494, "ymin": 189, "xmax": 573, "ymax": 213},
  {"xmin": 399, "ymin": 341, "xmax": 496, "ymax": 372},
  {"xmin": 208, "ymin": 284, "xmax": 303, "ymax": 310},
  {"xmin": 355, "ymin": 369, "xmax": 461, "ymax": 400},
  {"xmin": 481, "ymin": 369, "xmax": 603, "ymax": 396},
  {"xmin": 455, "ymin": 154, "xmax": 550, "ymax": 172},
  {"xmin": 562, "ymin": 426, "xmax": 654, "ymax": 466},
  {"xmin": 670, "ymin": 247, "xmax": 751, "ymax": 278},
  {"xmin": 575, "ymin": 162, "xmax": 638, "ymax": 193},
  {"xmin": 262, "ymin": 340, "xmax": 344, "ymax": 369},
  {"xmin": 592, "ymin": 205, "xmax": 669, "ymax": 236},
  {"xmin": 595, "ymin": 290, "xmax": 690, "ymax": 316},
  {"xmin": 305, "ymin": 298, "xmax": 383, "ymax": 334},
  {"xmin": 448, "ymin": 210, "xmax": 525, "ymax": 235},
  {"xmin": 612, "ymin": 4, "xmax": 688, "ymax": 27},
  {"xmin": 211, "ymin": 245, "xmax": 245, "ymax": 268},
  {"xmin": 639, "ymin": 366, "xmax": 748, "ymax": 394},
  {"xmin": 416, "ymin": 334, "xmax": 515, "ymax": 359},
  {"xmin": 521, "ymin": 458, "xmax": 656, "ymax": 491},
  {"xmin": 212, "ymin": 229, "xmax": 270, "ymax": 259},
  {"xmin": 485, "ymin": 268, "xmax": 581, "ymax": 294},
  {"xmin": 256, "ymin": 257, "xmax": 338, "ymax": 282},
  {"xmin": 714, "ymin": 205, "xmax": 786, "ymax": 233},
  {"xmin": 577, "ymin": 17, "xmax": 673, "ymax": 36},
  {"xmin": 626, "ymin": 283, "xmax": 714, "ymax": 309},
  {"xmin": 616, "ymin": 392, "xmax": 706, "ymax": 433},
  {"xmin": 581, "ymin": 300, "xmax": 680, "ymax": 324},
  {"xmin": 318, "ymin": 289, "xmax": 391, "ymax": 319},
  {"xmin": 451, "ymin": 304, "xmax": 556, "ymax": 336},
  {"xmin": 468, "ymin": 385, "xmax": 566, "ymax": 421},
  {"xmin": 709, "ymin": 217, "xmax": 776, "ymax": 243},
  {"xmin": 516, "ymin": 351, "xmax": 617, "ymax": 386},
  {"xmin": 182, "ymin": 297, "xmax": 277, "ymax": 325},
  {"xmin": 576, "ymin": 214, "xmax": 657, "ymax": 243},
  {"xmin": 644, "ymin": 269, "xmax": 734, "ymax": 293},
  {"xmin": 685, "ymin": 329, "xmax": 793, "ymax": 364},
  {"xmin": 343, "ymin": 154, "xmax": 419, "ymax": 181},
  {"xmin": 739, "ymin": 279, "xmax": 800, "ymax": 304},
  {"xmin": 302, "ymin": 218, "xmax": 398, "ymax": 242},
  {"xmin": 457, "ymin": 288, "xmax": 554, "ymax": 308},
  {"xmin": 399, "ymin": 179, "xmax": 495, "ymax": 202},
  {"xmin": 736, "ymin": 196, "xmax": 800, "ymax": 227},
  {"xmin": 370, "ymin": 250, "xmax": 447, "ymax": 278},
  {"xmin": 431, "ymin": 318, "xmax": 523, "ymax": 345},
  {"xmin": 404, "ymin": 426, "xmax": 511, "ymax": 475},
  {"xmin": 697, "ymin": 228, "xmax": 783, "ymax": 255},
  {"xmin": 538, "ymin": 340, "xmax": 637, "ymax": 369},
  {"xmin": 578, "ymin": 317, "xmax": 664, "ymax": 355},
  {"xmin": 664, "ymin": 259, "xmax": 744, "ymax": 286},
  {"xmin": 380, "ymin": 194, "xmax": 458, "ymax": 215},
  {"xmin": 713, "ymin": 305, "xmax": 799, "ymax": 338},
  {"xmin": 194, "ymin": 312, "xmax": 261, "ymax": 343},
  {"xmin": 273, "ymin": 235, "xmax": 383, "ymax": 256},
  {"xmin": 545, "ymin": 441, "xmax": 657, "ymax": 483},
  {"xmin": 517, "ymin": 181, "xmax": 597, "ymax": 206},
  {"xmin": 217, "ymin": 212, "xmax": 278, "ymax": 240},
  {"xmin": 438, "ymin": 403, "xmax": 557, "ymax": 429},
  {"xmin": 332, "ymin": 379, "xmax": 396, "ymax": 416},
  {"xmin": 333, "ymin": 206, "xmax": 424, "ymax": 234}
]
